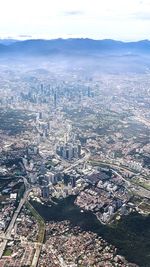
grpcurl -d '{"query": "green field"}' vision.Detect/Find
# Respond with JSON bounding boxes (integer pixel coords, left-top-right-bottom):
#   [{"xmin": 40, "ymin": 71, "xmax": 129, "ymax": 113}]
[{"xmin": 3, "ymin": 249, "xmax": 12, "ymax": 256}]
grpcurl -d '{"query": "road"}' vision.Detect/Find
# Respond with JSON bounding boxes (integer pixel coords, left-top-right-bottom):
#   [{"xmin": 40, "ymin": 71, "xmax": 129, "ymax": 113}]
[
  {"xmin": 0, "ymin": 188, "xmax": 31, "ymax": 258},
  {"xmin": 112, "ymin": 170, "xmax": 131, "ymax": 186},
  {"xmin": 0, "ymin": 151, "xmax": 89, "ymax": 262},
  {"xmin": 135, "ymin": 115, "xmax": 150, "ymax": 128},
  {"xmin": 31, "ymin": 243, "xmax": 42, "ymax": 267},
  {"xmin": 90, "ymin": 159, "xmax": 150, "ymax": 199},
  {"xmin": 63, "ymin": 150, "xmax": 90, "ymax": 173}
]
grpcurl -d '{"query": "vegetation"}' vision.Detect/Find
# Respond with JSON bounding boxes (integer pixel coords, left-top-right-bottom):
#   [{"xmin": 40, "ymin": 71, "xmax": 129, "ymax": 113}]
[
  {"xmin": 0, "ymin": 108, "xmax": 34, "ymax": 135},
  {"xmin": 26, "ymin": 201, "xmax": 45, "ymax": 243},
  {"xmin": 3, "ymin": 248, "xmax": 12, "ymax": 256},
  {"xmin": 31, "ymin": 197, "xmax": 150, "ymax": 267}
]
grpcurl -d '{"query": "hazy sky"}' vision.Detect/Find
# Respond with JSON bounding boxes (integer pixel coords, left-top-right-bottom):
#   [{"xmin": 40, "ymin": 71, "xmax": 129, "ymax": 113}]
[{"xmin": 0, "ymin": 0, "xmax": 150, "ymax": 40}]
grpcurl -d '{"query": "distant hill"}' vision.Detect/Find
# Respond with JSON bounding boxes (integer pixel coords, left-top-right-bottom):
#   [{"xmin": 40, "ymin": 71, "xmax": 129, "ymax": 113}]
[
  {"xmin": 0, "ymin": 38, "xmax": 20, "ymax": 45},
  {"xmin": 0, "ymin": 38, "xmax": 150, "ymax": 56}
]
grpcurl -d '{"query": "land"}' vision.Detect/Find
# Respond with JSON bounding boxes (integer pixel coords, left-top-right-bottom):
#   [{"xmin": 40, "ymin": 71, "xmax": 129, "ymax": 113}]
[{"xmin": 0, "ymin": 42, "xmax": 150, "ymax": 266}]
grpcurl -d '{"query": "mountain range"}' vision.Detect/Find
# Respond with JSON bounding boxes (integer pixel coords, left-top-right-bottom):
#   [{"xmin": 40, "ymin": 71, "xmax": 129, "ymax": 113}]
[{"xmin": 0, "ymin": 38, "xmax": 150, "ymax": 56}]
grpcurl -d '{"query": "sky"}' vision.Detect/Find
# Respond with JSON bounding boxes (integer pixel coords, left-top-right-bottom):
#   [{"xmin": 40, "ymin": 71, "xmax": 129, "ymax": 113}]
[{"xmin": 0, "ymin": 0, "xmax": 150, "ymax": 41}]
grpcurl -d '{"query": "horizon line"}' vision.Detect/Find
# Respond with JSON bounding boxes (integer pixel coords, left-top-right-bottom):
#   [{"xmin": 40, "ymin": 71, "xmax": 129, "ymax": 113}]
[{"xmin": 0, "ymin": 37, "xmax": 150, "ymax": 43}]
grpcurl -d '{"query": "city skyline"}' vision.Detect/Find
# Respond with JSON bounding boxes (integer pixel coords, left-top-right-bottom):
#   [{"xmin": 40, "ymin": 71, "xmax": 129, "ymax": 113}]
[{"xmin": 0, "ymin": 1, "xmax": 150, "ymax": 266}]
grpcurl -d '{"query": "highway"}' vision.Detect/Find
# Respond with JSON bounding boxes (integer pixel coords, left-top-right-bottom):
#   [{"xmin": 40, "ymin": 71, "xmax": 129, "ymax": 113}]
[
  {"xmin": 0, "ymin": 187, "xmax": 31, "ymax": 258},
  {"xmin": 135, "ymin": 115, "xmax": 150, "ymax": 128},
  {"xmin": 90, "ymin": 159, "xmax": 150, "ymax": 199},
  {"xmin": 63, "ymin": 150, "xmax": 90, "ymax": 173},
  {"xmin": 112, "ymin": 169, "xmax": 131, "ymax": 186},
  {"xmin": 31, "ymin": 243, "xmax": 42, "ymax": 267},
  {"xmin": 62, "ymin": 151, "xmax": 150, "ymax": 200}
]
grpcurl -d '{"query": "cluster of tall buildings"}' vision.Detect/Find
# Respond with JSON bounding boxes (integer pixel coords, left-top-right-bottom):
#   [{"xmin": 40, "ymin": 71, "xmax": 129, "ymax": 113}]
[
  {"xmin": 56, "ymin": 141, "xmax": 81, "ymax": 160},
  {"xmin": 39, "ymin": 172, "xmax": 77, "ymax": 199},
  {"xmin": 20, "ymin": 83, "xmax": 58, "ymax": 109},
  {"xmin": 39, "ymin": 172, "xmax": 56, "ymax": 198}
]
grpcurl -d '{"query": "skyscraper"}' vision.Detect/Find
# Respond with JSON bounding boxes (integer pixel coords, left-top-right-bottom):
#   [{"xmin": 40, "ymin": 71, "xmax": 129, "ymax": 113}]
[
  {"xmin": 41, "ymin": 179, "xmax": 49, "ymax": 198},
  {"xmin": 88, "ymin": 87, "xmax": 91, "ymax": 97},
  {"xmin": 41, "ymin": 185, "xmax": 49, "ymax": 198},
  {"xmin": 54, "ymin": 92, "xmax": 57, "ymax": 109}
]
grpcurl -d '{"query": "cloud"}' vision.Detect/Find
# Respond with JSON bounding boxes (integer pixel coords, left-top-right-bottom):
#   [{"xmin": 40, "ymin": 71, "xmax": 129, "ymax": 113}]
[
  {"xmin": 1, "ymin": 0, "xmax": 150, "ymax": 41},
  {"xmin": 18, "ymin": 34, "xmax": 32, "ymax": 38},
  {"xmin": 131, "ymin": 11, "xmax": 150, "ymax": 20},
  {"xmin": 63, "ymin": 10, "xmax": 84, "ymax": 16}
]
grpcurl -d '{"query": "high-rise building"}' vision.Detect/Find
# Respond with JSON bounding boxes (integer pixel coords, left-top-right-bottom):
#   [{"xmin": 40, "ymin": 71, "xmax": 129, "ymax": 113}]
[
  {"xmin": 54, "ymin": 92, "xmax": 57, "ymax": 109},
  {"xmin": 71, "ymin": 176, "xmax": 76, "ymax": 188},
  {"xmin": 120, "ymin": 204, "xmax": 127, "ymax": 215},
  {"xmin": 41, "ymin": 84, "xmax": 44, "ymax": 91},
  {"xmin": 68, "ymin": 145, "xmax": 73, "ymax": 160},
  {"xmin": 40, "ymin": 163, "xmax": 46, "ymax": 175},
  {"xmin": 73, "ymin": 146, "xmax": 77, "ymax": 158},
  {"xmin": 41, "ymin": 185, "xmax": 49, "ymax": 198},
  {"xmin": 41, "ymin": 179, "xmax": 49, "ymax": 198},
  {"xmin": 62, "ymin": 147, "xmax": 67, "ymax": 159},
  {"xmin": 57, "ymin": 141, "xmax": 82, "ymax": 160},
  {"xmin": 39, "ymin": 111, "xmax": 42, "ymax": 120},
  {"xmin": 88, "ymin": 87, "xmax": 91, "ymax": 97},
  {"xmin": 47, "ymin": 122, "xmax": 51, "ymax": 130},
  {"xmin": 77, "ymin": 143, "xmax": 81, "ymax": 157}
]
